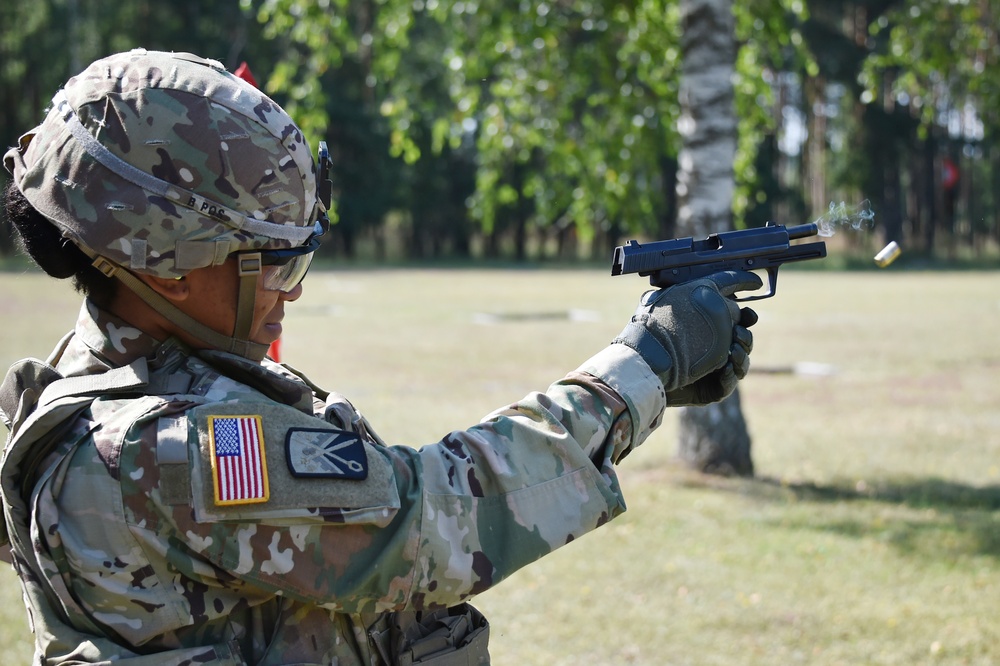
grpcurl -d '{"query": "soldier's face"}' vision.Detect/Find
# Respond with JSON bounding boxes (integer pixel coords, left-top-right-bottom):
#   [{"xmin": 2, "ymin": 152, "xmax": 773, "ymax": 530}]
[
  {"xmin": 253, "ymin": 265, "xmax": 305, "ymax": 345},
  {"xmin": 184, "ymin": 257, "xmax": 304, "ymax": 346}
]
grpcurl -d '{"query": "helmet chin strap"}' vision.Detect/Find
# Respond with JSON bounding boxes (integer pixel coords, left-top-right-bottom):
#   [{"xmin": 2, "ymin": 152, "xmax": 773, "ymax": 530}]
[
  {"xmin": 233, "ymin": 252, "xmax": 265, "ymax": 354},
  {"xmin": 92, "ymin": 256, "xmax": 270, "ymax": 362}
]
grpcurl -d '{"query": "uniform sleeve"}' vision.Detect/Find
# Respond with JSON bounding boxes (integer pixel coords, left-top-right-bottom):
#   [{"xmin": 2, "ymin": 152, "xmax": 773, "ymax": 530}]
[{"xmin": 127, "ymin": 345, "xmax": 666, "ymax": 614}]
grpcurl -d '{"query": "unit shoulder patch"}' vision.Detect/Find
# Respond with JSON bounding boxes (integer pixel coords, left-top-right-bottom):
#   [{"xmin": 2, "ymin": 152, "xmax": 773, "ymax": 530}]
[
  {"xmin": 285, "ymin": 428, "xmax": 368, "ymax": 480},
  {"xmin": 188, "ymin": 400, "xmax": 399, "ymax": 526}
]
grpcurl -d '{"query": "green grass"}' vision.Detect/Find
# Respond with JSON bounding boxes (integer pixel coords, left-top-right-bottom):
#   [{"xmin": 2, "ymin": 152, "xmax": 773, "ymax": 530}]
[{"xmin": 0, "ymin": 266, "xmax": 998, "ymax": 664}]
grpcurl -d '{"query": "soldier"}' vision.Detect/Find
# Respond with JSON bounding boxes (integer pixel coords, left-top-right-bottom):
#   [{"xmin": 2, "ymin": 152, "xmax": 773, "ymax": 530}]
[{"xmin": 0, "ymin": 49, "xmax": 759, "ymax": 665}]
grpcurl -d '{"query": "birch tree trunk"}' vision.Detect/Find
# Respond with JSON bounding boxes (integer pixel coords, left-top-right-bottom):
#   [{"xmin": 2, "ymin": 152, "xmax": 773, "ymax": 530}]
[{"xmin": 675, "ymin": 0, "xmax": 753, "ymax": 476}]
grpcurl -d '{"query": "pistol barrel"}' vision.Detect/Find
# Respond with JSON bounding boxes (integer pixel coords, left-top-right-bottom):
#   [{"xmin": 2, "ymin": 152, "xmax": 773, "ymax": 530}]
[{"xmin": 786, "ymin": 222, "xmax": 819, "ymax": 240}]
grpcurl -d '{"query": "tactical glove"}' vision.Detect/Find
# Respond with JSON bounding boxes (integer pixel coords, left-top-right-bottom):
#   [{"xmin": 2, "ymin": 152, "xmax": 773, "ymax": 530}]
[
  {"xmin": 662, "ymin": 306, "xmax": 757, "ymax": 406},
  {"xmin": 612, "ymin": 271, "xmax": 761, "ymax": 398}
]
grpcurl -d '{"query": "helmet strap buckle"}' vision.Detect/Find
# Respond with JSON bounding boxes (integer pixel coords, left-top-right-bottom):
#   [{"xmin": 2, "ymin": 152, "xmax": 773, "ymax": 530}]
[
  {"xmin": 92, "ymin": 256, "xmax": 119, "ymax": 278},
  {"xmin": 237, "ymin": 253, "xmax": 262, "ymax": 278}
]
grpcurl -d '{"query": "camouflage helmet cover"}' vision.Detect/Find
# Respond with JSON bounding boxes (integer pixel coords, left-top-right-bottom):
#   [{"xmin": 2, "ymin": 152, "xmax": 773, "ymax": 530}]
[{"xmin": 4, "ymin": 49, "xmax": 320, "ymax": 278}]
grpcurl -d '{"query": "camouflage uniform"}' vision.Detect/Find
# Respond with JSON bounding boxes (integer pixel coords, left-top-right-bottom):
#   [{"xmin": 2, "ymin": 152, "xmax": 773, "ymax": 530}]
[
  {"xmin": 0, "ymin": 48, "xmax": 683, "ymax": 665},
  {"xmin": 0, "ymin": 298, "xmax": 666, "ymax": 664}
]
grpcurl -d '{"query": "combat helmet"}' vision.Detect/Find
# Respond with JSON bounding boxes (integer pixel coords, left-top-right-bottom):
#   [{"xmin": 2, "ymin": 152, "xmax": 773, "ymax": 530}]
[{"xmin": 4, "ymin": 48, "xmax": 331, "ymax": 360}]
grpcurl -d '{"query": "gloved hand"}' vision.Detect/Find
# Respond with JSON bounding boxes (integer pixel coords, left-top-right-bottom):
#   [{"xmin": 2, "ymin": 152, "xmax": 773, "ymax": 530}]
[
  {"xmin": 612, "ymin": 271, "xmax": 761, "ymax": 402},
  {"xmin": 662, "ymin": 305, "xmax": 757, "ymax": 406}
]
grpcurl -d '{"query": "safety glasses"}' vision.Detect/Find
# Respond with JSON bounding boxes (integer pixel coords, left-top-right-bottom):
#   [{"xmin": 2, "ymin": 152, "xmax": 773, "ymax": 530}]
[
  {"xmin": 237, "ymin": 142, "xmax": 333, "ymax": 293},
  {"xmin": 257, "ymin": 230, "xmax": 321, "ymax": 292}
]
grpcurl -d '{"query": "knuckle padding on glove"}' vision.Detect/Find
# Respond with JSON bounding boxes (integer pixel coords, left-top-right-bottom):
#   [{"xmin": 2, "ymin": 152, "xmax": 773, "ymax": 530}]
[{"xmin": 686, "ymin": 286, "xmax": 728, "ymax": 377}]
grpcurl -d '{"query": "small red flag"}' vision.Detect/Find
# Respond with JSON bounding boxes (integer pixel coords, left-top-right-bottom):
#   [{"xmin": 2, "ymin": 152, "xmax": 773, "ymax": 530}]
[{"xmin": 234, "ymin": 61, "xmax": 258, "ymax": 88}]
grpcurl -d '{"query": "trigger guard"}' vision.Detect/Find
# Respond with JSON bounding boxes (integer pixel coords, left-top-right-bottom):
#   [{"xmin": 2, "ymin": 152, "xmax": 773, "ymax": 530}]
[{"xmin": 736, "ymin": 269, "xmax": 776, "ymax": 301}]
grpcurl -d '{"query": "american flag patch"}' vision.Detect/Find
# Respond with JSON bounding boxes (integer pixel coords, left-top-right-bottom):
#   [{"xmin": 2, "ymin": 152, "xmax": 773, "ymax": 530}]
[{"xmin": 208, "ymin": 415, "xmax": 269, "ymax": 505}]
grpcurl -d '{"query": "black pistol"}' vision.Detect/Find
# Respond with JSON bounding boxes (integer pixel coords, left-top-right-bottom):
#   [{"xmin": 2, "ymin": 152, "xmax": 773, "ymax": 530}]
[{"xmin": 612, "ymin": 223, "xmax": 827, "ymax": 301}]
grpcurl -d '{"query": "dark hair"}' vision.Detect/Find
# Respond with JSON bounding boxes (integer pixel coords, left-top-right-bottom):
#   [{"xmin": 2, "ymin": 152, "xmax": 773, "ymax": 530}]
[{"xmin": 4, "ymin": 181, "xmax": 117, "ymax": 306}]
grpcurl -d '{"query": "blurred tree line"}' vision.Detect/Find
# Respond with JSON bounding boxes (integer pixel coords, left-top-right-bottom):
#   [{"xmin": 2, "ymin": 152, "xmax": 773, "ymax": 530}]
[{"xmin": 1, "ymin": 0, "xmax": 998, "ymax": 263}]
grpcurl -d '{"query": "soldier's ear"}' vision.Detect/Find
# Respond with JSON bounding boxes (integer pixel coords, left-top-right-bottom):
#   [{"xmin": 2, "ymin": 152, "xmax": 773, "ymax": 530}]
[{"xmin": 140, "ymin": 274, "xmax": 190, "ymax": 303}]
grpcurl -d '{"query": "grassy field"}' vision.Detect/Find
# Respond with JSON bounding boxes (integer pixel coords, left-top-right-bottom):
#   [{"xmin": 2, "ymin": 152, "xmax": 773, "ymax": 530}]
[{"xmin": 0, "ymin": 265, "xmax": 997, "ymax": 664}]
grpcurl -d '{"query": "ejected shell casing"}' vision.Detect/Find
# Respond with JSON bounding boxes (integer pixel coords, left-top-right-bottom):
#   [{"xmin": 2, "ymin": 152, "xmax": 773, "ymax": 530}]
[{"xmin": 874, "ymin": 241, "xmax": 901, "ymax": 268}]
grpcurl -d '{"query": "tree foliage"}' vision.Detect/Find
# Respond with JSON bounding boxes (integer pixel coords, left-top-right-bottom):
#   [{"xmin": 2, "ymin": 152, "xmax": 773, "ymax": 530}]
[
  {"xmin": 866, "ymin": 0, "xmax": 1000, "ymax": 134},
  {"xmin": 0, "ymin": 0, "xmax": 278, "ymax": 252},
  {"xmin": 254, "ymin": 0, "xmax": 689, "ymax": 257},
  {"xmin": 2, "ymin": 0, "xmax": 999, "ymax": 260}
]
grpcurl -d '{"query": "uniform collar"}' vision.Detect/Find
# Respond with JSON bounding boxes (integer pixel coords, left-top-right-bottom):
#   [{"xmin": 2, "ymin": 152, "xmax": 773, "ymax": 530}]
[
  {"xmin": 55, "ymin": 300, "xmax": 162, "ymax": 377},
  {"xmin": 57, "ymin": 300, "xmax": 315, "ymax": 413},
  {"xmin": 196, "ymin": 349, "xmax": 317, "ymax": 413}
]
